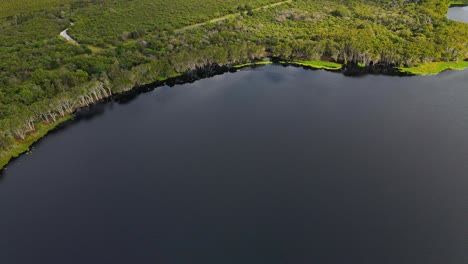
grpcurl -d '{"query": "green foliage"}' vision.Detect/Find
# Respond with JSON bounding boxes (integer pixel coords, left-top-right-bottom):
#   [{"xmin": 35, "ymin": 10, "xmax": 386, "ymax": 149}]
[
  {"xmin": 399, "ymin": 61, "xmax": 468, "ymax": 75},
  {"xmin": 450, "ymin": 0, "xmax": 468, "ymax": 6}
]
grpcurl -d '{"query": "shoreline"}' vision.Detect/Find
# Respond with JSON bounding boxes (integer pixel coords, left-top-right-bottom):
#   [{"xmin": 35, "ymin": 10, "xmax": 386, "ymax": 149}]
[
  {"xmin": 2, "ymin": 59, "xmax": 468, "ymax": 171},
  {"xmin": 232, "ymin": 58, "xmax": 468, "ymax": 76},
  {"xmin": 0, "ymin": 116, "xmax": 72, "ymax": 171}
]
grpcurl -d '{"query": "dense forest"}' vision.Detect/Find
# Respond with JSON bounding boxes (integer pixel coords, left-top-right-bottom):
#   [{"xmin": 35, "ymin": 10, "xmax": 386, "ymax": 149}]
[{"xmin": 1, "ymin": 0, "xmax": 468, "ymax": 168}]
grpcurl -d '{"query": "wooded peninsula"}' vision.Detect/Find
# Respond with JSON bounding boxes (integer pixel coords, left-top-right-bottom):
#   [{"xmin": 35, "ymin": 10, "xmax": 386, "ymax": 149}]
[{"xmin": 1, "ymin": 0, "xmax": 468, "ymax": 169}]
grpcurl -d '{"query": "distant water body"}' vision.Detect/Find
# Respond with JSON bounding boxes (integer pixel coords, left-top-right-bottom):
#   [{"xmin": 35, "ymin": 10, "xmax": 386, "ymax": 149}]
[
  {"xmin": 1, "ymin": 66, "xmax": 468, "ymax": 264},
  {"xmin": 447, "ymin": 6, "xmax": 468, "ymax": 23}
]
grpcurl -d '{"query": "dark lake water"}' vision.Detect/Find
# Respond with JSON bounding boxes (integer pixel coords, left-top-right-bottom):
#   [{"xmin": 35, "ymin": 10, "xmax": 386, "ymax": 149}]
[
  {"xmin": 448, "ymin": 6, "xmax": 468, "ymax": 23},
  {"xmin": 1, "ymin": 66, "xmax": 468, "ymax": 264}
]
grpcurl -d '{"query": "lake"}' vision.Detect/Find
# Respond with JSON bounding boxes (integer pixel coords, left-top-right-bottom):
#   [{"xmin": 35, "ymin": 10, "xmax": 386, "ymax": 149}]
[
  {"xmin": 1, "ymin": 66, "xmax": 468, "ymax": 263},
  {"xmin": 448, "ymin": 6, "xmax": 468, "ymax": 23}
]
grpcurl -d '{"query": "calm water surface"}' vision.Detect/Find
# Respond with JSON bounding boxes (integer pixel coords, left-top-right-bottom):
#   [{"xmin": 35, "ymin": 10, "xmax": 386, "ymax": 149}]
[
  {"xmin": 1, "ymin": 66, "xmax": 468, "ymax": 263},
  {"xmin": 448, "ymin": 6, "xmax": 468, "ymax": 23}
]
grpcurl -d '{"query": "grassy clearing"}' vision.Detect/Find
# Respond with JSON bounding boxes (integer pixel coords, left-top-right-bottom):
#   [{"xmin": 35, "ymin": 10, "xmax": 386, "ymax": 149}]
[
  {"xmin": 0, "ymin": 115, "xmax": 72, "ymax": 170},
  {"xmin": 86, "ymin": 45, "xmax": 104, "ymax": 53},
  {"xmin": 399, "ymin": 61, "xmax": 468, "ymax": 75},
  {"xmin": 289, "ymin": 60, "xmax": 343, "ymax": 70}
]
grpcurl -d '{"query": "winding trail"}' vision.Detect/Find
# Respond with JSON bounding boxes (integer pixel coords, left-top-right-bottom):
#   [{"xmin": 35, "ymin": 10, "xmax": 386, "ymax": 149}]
[
  {"xmin": 175, "ymin": 0, "xmax": 292, "ymax": 33},
  {"xmin": 59, "ymin": 28, "xmax": 78, "ymax": 44}
]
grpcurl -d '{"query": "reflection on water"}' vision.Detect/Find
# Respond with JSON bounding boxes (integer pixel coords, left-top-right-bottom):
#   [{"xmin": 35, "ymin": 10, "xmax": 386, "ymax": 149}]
[{"xmin": 73, "ymin": 102, "xmax": 110, "ymax": 122}]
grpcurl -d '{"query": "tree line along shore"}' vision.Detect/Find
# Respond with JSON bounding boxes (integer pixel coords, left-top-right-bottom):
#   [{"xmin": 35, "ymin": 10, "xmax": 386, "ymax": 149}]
[{"xmin": 1, "ymin": 0, "xmax": 468, "ymax": 169}]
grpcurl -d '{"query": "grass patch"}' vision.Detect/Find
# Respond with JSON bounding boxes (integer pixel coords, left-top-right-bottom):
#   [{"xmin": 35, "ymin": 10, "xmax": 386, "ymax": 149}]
[
  {"xmin": 0, "ymin": 115, "xmax": 72, "ymax": 170},
  {"xmin": 233, "ymin": 61, "xmax": 273, "ymax": 68},
  {"xmin": 87, "ymin": 45, "xmax": 104, "ymax": 53},
  {"xmin": 289, "ymin": 60, "xmax": 343, "ymax": 70},
  {"xmin": 399, "ymin": 61, "xmax": 468, "ymax": 75},
  {"xmin": 234, "ymin": 60, "xmax": 343, "ymax": 70}
]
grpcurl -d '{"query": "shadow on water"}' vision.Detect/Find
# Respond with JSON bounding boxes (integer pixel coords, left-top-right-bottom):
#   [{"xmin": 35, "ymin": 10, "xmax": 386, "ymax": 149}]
[
  {"xmin": 74, "ymin": 101, "xmax": 109, "ymax": 121},
  {"xmin": 0, "ymin": 66, "xmax": 234, "ymax": 177},
  {"xmin": 0, "ymin": 117, "xmax": 75, "ymax": 178},
  {"xmin": 0, "ymin": 101, "xmax": 112, "ymax": 177},
  {"xmin": 113, "ymin": 65, "xmax": 235, "ymax": 105},
  {"xmin": 0, "ymin": 62, "xmax": 423, "ymax": 176}
]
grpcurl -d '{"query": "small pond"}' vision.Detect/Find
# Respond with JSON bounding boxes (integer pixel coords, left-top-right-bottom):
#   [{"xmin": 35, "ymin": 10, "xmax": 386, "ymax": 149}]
[{"xmin": 447, "ymin": 6, "xmax": 468, "ymax": 23}]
